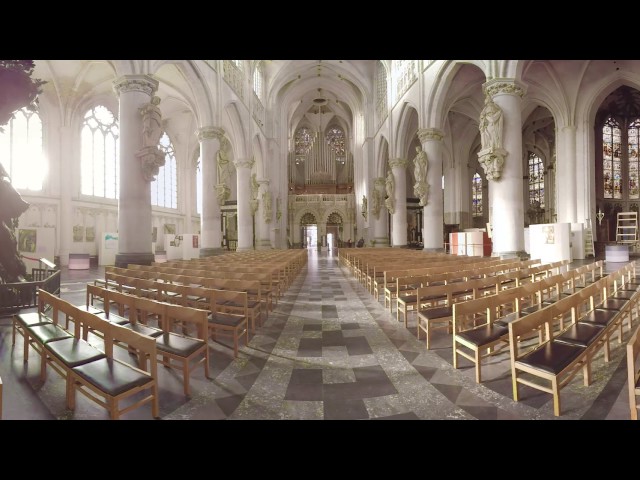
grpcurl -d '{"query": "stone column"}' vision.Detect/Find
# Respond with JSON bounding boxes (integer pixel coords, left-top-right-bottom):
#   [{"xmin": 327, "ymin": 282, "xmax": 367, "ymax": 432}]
[
  {"xmin": 112, "ymin": 75, "xmax": 158, "ymax": 267},
  {"xmin": 197, "ymin": 126, "xmax": 224, "ymax": 256},
  {"xmin": 557, "ymin": 125, "xmax": 577, "ymax": 223},
  {"xmin": 234, "ymin": 158, "xmax": 254, "ymax": 251},
  {"xmin": 389, "ymin": 158, "xmax": 408, "ymax": 247},
  {"xmin": 257, "ymin": 179, "xmax": 272, "ymax": 249},
  {"xmin": 371, "ymin": 176, "xmax": 389, "ymax": 247},
  {"xmin": 418, "ymin": 128, "xmax": 445, "ymax": 251},
  {"xmin": 58, "ymin": 126, "xmax": 73, "ymax": 266},
  {"xmin": 483, "ymin": 79, "xmax": 527, "ymax": 257}
]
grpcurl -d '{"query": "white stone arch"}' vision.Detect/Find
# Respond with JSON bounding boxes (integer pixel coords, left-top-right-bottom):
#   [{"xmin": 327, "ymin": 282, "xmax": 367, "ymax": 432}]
[
  {"xmin": 223, "ymin": 101, "xmax": 248, "ymax": 160},
  {"xmin": 394, "ymin": 103, "xmax": 420, "ymax": 159},
  {"xmin": 322, "ymin": 209, "xmax": 345, "ymax": 226},
  {"xmin": 294, "ymin": 208, "xmax": 318, "ymax": 226},
  {"xmin": 425, "ymin": 61, "xmax": 488, "ymax": 129},
  {"xmin": 252, "ymin": 134, "xmax": 266, "ymax": 178},
  {"xmin": 375, "ymin": 135, "xmax": 390, "ymax": 177}
]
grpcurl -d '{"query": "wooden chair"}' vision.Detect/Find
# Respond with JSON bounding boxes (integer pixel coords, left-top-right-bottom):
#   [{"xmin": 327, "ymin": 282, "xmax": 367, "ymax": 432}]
[
  {"xmin": 160, "ymin": 304, "xmax": 211, "ymax": 396},
  {"xmin": 208, "ymin": 289, "xmax": 249, "ymax": 358},
  {"xmin": 68, "ymin": 314, "xmax": 160, "ymax": 420},
  {"xmin": 628, "ymin": 324, "xmax": 640, "ymax": 419}
]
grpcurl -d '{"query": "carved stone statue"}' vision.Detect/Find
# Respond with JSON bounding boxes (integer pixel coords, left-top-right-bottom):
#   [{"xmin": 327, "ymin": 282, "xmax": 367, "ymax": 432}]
[
  {"xmin": 0, "ymin": 163, "xmax": 29, "ymax": 283},
  {"xmin": 136, "ymin": 95, "xmax": 165, "ymax": 181},
  {"xmin": 251, "ymin": 173, "xmax": 260, "ymax": 200},
  {"xmin": 384, "ymin": 170, "xmax": 395, "ymax": 214},
  {"xmin": 413, "ymin": 146, "xmax": 429, "ymax": 206},
  {"xmin": 215, "ymin": 183, "xmax": 230, "ymax": 206},
  {"xmin": 262, "ymin": 190, "xmax": 272, "ymax": 223},
  {"xmin": 479, "ymin": 96, "xmax": 503, "ymax": 152},
  {"xmin": 478, "ymin": 95, "xmax": 507, "ymax": 180},
  {"xmin": 139, "ymin": 96, "xmax": 163, "ymax": 148},
  {"xmin": 371, "ymin": 179, "xmax": 383, "ymax": 219},
  {"xmin": 361, "ymin": 195, "xmax": 368, "ymax": 220},
  {"xmin": 216, "ymin": 137, "xmax": 231, "ymax": 185}
]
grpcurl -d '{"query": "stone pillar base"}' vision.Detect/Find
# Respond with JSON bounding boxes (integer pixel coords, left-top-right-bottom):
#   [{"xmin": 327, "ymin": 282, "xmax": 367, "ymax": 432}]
[
  {"xmin": 257, "ymin": 240, "xmax": 272, "ymax": 250},
  {"xmin": 392, "ymin": 244, "xmax": 408, "ymax": 248},
  {"xmin": 115, "ymin": 252, "xmax": 155, "ymax": 268},
  {"xmin": 236, "ymin": 245, "xmax": 254, "ymax": 252},
  {"xmin": 493, "ymin": 250, "xmax": 529, "ymax": 260},
  {"xmin": 423, "ymin": 247, "xmax": 445, "ymax": 253},
  {"xmin": 374, "ymin": 238, "xmax": 390, "ymax": 247},
  {"xmin": 200, "ymin": 248, "xmax": 226, "ymax": 258}
]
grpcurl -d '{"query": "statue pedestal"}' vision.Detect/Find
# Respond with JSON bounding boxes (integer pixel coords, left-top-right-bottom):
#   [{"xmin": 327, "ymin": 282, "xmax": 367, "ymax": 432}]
[{"xmin": 478, "ymin": 147, "xmax": 507, "ymax": 180}]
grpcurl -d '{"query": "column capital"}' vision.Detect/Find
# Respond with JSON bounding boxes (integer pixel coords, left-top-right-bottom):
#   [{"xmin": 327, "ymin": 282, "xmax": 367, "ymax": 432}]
[
  {"xmin": 112, "ymin": 74, "xmax": 158, "ymax": 97},
  {"xmin": 389, "ymin": 158, "xmax": 409, "ymax": 169},
  {"xmin": 258, "ymin": 179, "xmax": 270, "ymax": 187},
  {"xmin": 417, "ymin": 128, "xmax": 445, "ymax": 143},
  {"xmin": 197, "ymin": 126, "xmax": 225, "ymax": 141},
  {"xmin": 483, "ymin": 78, "xmax": 527, "ymax": 99},
  {"xmin": 234, "ymin": 158, "xmax": 255, "ymax": 170},
  {"xmin": 561, "ymin": 124, "xmax": 577, "ymax": 133},
  {"xmin": 373, "ymin": 177, "xmax": 386, "ymax": 188}
]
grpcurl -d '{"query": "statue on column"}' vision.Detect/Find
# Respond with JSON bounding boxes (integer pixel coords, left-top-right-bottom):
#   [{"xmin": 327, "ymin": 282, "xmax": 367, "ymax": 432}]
[
  {"xmin": 371, "ymin": 182, "xmax": 382, "ymax": 219},
  {"xmin": 262, "ymin": 190, "xmax": 272, "ymax": 223},
  {"xmin": 215, "ymin": 137, "xmax": 232, "ymax": 206},
  {"xmin": 384, "ymin": 170, "xmax": 395, "ymax": 214},
  {"xmin": 136, "ymin": 95, "xmax": 165, "ymax": 181},
  {"xmin": 250, "ymin": 172, "xmax": 260, "ymax": 215},
  {"xmin": 0, "ymin": 163, "xmax": 29, "ymax": 283},
  {"xmin": 478, "ymin": 95, "xmax": 507, "ymax": 180},
  {"xmin": 361, "ymin": 195, "xmax": 368, "ymax": 220},
  {"xmin": 413, "ymin": 146, "xmax": 429, "ymax": 206}
]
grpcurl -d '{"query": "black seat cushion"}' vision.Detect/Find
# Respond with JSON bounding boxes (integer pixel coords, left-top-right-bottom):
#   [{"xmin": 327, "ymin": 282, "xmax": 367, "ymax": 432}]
[
  {"xmin": 16, "ymin": 312, "xmax": 52, "ymax": 327},
  {"xmin": 72, "ymin": 358, "xmax": 152, "ymax": 396},
  {"xmin": 456, "ymin": 323, "xmax": 508, "ymax": 347},
  {"xmin": 516, "ymin": 341, "xmax": 585, "ymax": 374},
  {"xmin": 611, "ymin": 291, "xmax": 635, "ymax": 300},
  {"xmin": 94, "ymin": 312, "xmax": 130, "ymax": 325},
  {"xmin": 580, "ymin": 308, "xmax": 619, "ymax": 326},
  {"xmin": 27, "ymin": 324, "xmax": 73, "ymax": 344},
  {"xmin": 208, "ymin": 312, "xmax": 246, "ymax": 327},
  {"xmin": 494, "ymin": 311, "xmax": 523, "ymax": 327},
  {"xmin": 75, "ymin": 305, "xmax": 105, "ymax": 315},
  {"xmin": 521, "ymin": 304, "xmax": 545, "ymax": 315},
  {"xmin": 598, "ymin": 299, "xmax": 628, "ymax": 311},
  {"xmin": 46, "ymin": 338, "xmax": 106, "ymax": 367},
  {"xmin": 418, "ymin": 306, "xmax": 453, "ymax": 320},
  {"xmin": 155, "ymin": 333, "xmax": 206, "ymax": 357},
  {"xmin": 555, "ymin": 323, "xmax": 605, "ymax": 348},
  {"xmin": 121, "ymin": 323, "xmax": 164, "ymax": 338},
  {"xmin": 397, "ymin": 295, "xmax": 418, "ymax": 305}
]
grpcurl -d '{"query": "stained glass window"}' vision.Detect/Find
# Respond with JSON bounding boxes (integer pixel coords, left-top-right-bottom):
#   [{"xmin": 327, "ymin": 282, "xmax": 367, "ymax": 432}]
[
  {"xmin": 603, "ymin": 116, "xmax": 622, "ymax": 199},
  {"xmin": 472, "ymin": 172, "xmax": 483, "ymax": 217},
  {"xmin": 528, "ymin": 152, "xmax": 545, "ymax": 208},
  {"xmin": 81, "ymin": 105, "xmax": 119, "ymax": 199},
  {"xmin": 294, "ymin": 127, "xmax": 312, "ymax": 159},
  {"xmin": 253, "ymin": 61, "xmax": 264, "ymax": 101},
  {"xmin": 0, "ymin": 107, "xmax": 45, "ymax": 191},
  {"xmin": 151, "ymin": 132, "xmax": 177, "ymax": 209},
  {"xmin": 326, "ymin": 126, "xmax": 346, "ymax": 158},
  {"xmin": 628, "ymin": 119, "xmax": 640, "ymax": 199}
]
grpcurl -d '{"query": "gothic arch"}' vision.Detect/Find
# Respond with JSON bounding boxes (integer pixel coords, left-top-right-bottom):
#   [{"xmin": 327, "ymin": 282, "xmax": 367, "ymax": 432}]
[
  {"xmin": 394, "ymin": 103, "xmax": 420, "ymax": 159},
  {"xmin": 296, "ymin": 210, "xmax": 317, "ymax": 226},
  {"xmin": 223, "ymin": 101, "xmax": 248, "ymax": 160},
  {"xmin": 376, "ymin": 135, "xmax": 390, "ymax": 177},
  {"xmin": 326, "ymin": 211, "xmax": 344, "ymax": 225}
]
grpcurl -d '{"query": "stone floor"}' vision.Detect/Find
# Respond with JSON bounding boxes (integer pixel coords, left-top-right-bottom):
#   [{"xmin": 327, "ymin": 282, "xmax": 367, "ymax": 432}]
[{"xmin": 0, "ymin": 250, "xmax": 634, "ymax": 420}]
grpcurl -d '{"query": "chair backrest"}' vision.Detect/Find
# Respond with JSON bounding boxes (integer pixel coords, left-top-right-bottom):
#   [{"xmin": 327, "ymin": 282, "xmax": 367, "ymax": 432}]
[
  {"xmin": 73, "ymin": 308, "xmax": 112, "ymax": 348},
  {"xmin": 627, "ymin": 325, "xmax": 640, "ymax": 419},
  {"xmin": 110, "ymin": 322, "xmax": 158, "ymax": 377},
  {"xmin": 133, "ymin": 296, "xmax": 167, "ymax": 329},
  {"xmin": 107, "ymin": 289, "xmax": 137, "ymax": 319},
  {"xmin": 86, "ymin": 283, "xmax": 109, "ymax": 313},
  {"xmin": 37, "ymin": 289, "xmax": 61, "ymax": 323},
  {"xmin": 165, "ymin": 304, "xmax": 208, "ymax": 340}
]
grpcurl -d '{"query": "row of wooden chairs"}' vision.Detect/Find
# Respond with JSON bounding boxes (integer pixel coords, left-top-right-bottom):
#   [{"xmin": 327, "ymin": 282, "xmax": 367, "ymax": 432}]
[
  {"xmin": 627, "ymin": 324, "xmax": 640, "ymax": 419},
  {"xmin": 508, "ymin": 262, "xmax": 639, "ymax": 416},
  {"xmin": 15, "ymin": 289, "xmax": 161, "ymax": 420}
]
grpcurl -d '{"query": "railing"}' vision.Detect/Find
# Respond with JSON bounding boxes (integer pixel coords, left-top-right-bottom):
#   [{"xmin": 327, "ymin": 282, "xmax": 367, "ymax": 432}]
[
  {"xmin": 293, "ymin": 194, "xmax": 350, "ymax": 203},
  {"xmin": 0, "ymin": 268, "xmax": 61, "ymax": 317}
]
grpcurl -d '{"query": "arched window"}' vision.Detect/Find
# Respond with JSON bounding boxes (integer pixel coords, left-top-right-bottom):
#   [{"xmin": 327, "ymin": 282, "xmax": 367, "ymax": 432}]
[
  {"xmin": 376, "ymin": 61, "xmax": 388, "ymax": 122},
  {"xmin": 603, "ymin": 116, "xmax": 622, "ymax": 199},
  {"xmin": 528, "ymin": 152, "xmax": 545, "ymax": 208},
  {"xmin": 151, "ymin": 132, "xmax": 177, "ymax": 209},
  {"xmin": 196, "ymin": 154, "xmax": 202, "ymax": 215},
  {"xmin": 294, "ymin": 127, "xmax": 312, "ymax": 164},
  {"xmin": 326, "ymin": 126, "xmax": 346, "ymax": 159},
  {"xmin": 81, "ymin": 105, "xmax": 119, "ymax": 199},
  {"xmin": 0, "ymin": 107, "xmax": 45, "ymax": 191},
  {"xmin": 472, "ymin": 172, "xmax": 483, "ymax": 217},
  {"xmin": 627, "ymin": 119, "xmax": 640, "ymax": 199},
  {"xmin": 253, "ymin": 61, "xmax": 264, "ymax": 101}
]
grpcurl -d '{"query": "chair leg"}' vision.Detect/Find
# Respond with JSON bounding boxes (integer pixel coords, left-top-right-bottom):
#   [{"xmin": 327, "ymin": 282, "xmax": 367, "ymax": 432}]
[
  {"xmin": 183, "ymin": 362, "xmax": 190, "ymax": 397},
  {"xmin": 552, "ymin": 378, "xmax": 562, "ymax": 416},
  {"xmin": 23, "ymin": 332, "xmax": 30, "ymax": 363},
  {"xmin": 475, "ymin": 349, "xmax": 482, "ymax": 384},
  {"xmin": 152, "ymin": 384, "xmax": 160, "ymax": 419}
]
